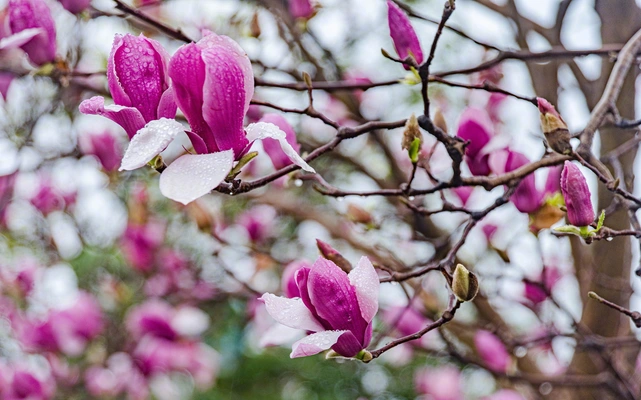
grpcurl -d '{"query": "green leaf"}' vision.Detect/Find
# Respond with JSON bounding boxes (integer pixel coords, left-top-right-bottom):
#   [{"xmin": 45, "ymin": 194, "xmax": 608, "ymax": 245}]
[
  {"xmin": 596, "ymin": 209, "xmax": 606, "ymax": 231},
  {"xmin": 408, "ymin": 137, "xmax": 421, "ymax": 163},
  {"xmin": 227, "ymin": 151, "xmax": 258, "ymax": 179}
]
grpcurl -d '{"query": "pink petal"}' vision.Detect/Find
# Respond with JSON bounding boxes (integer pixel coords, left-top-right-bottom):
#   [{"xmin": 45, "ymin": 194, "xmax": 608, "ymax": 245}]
[
  {"xmin": 348, "ymin": 256, "xmax": 379, "ymax": 323},
  {"xmin": 78, "ymin": 96, "xmax": 146, "ymax": 139},
  {"xmin": 158, "ymin": 151, "xmax": 234, "ymax": 205},
  {"xmin": 456, "ymin": 107, "xmax": 493, "ymax": 158},
  {"xmin": 0, "ymin": 28, "xmax": 42, "ymax": 50},
  {"xmin": 290, "ymin": 330, "xmax": 348, "ymax": 358},
  {"xmin": 120, "ymin": 118, "xmax": 185, "ymax": 171},
  {"xmin": 201, "ymin": 43, "xmax": 249, "ymax": 157},
  {"xmin": 260, "ymin": 293, "xmax": 324, "ymax": 332},
  {"xmin": 259, "ymin": 114, "xmax": 301, "ymax": 170},
  {"xmin": 168, "ymin": 43, "xmax": 216, "ymax": 152},
  {"xmin": 246, "ymin": 122, "xmax": 315, "ymax": 173}
]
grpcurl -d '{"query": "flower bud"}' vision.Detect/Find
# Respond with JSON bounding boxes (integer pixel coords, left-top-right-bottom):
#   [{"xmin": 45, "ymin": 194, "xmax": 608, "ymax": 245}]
[
  {"xmin": 451, "ymin": 263, "xmax": 479, "ymax": 302},
  {"xmin": 537, "ymin": 97, "xmax": 571, "ymax": 155},
  {"xmin": 560, "ymin": 161, "xmax": 595, "ymax": 227},
  {"xmin": 387, "ymin": 0, "xmax": 423, "ymax": 68},
  {"xmin": 402, "ymin": 113, "xmax": 422, "ymax": 163},
  {"xmin": 316, "ymin": 239, "xmax": 352, "ymax": 272}
]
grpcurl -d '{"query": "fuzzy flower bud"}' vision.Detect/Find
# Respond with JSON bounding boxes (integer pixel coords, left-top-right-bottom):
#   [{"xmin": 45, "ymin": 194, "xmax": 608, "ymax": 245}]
[
  {"xmin": 537, "ymin": 97, "xmax": 571, "ymax": 155},
  {"xmin": 561, "ymin": 161, "xmax": 595, "ymax": 227},
  {"xmin": 402, "ymin": 113, "xmax": 422, "ymax": 163},
  {"xmin": 451, "ymin": 264, "xmax": 479, "ymax": 302}
]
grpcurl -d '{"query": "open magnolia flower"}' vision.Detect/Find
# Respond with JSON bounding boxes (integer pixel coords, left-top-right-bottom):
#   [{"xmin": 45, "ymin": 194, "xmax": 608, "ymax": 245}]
[
  {"xmin": 261, "ymin": 256, "xmax": 379, "ymax": 359},
  {"xmin": 118, "ymin": 31, "xmax": 314, "ymax": 205},
  {"xmin": 0, "ymin": 0, "xmax": 57, "ymax": 67}
]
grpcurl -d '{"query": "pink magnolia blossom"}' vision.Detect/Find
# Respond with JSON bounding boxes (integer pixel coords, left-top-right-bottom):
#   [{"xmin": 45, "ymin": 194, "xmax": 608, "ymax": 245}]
[
  {"xmin": 382, "ymin": 305, "xmax": 434, "ymax": 347},
  {"xmin": 414, "ymin": 366, "xmax": 463, "ymax": 400},
  {"xmin": 5, "ymin": 0, "xmax": 56, "ymax": 66},
  {"xmin": 125, "ymin": 300, "xmax": 218, "ymax": 384},
  {"xmin": 17, "ymin": 292, "xmax": 104, "ymax": 356},
  {"xmin": 561, "ymin": 161, "xmax": 595, "ymax": 226},
  {"xmin": 57, "ymin": 0, "xmax": 91, "ymax": 14},
  {"xmin": 85, "ymin": 353, "xmax": 149, "ymax": 400},
  {"xmin": 474, "ymin": 330, "xmax": 511, "ymax": 373},
  {"xmin": 288, "ymin": 0, "xmax": 315, "ymax": 19},
  {"xmin": 523, "ymin": 266, "xmax": 562, "ymax": 305},
  {"xmin": 2, "ymin": 367, "xmax": 55, "ymax": 400},
  {"xmin": 79, "ymin": 33, "xmax": 177, "ymax": 139},
  {"xmin": 261, "ymin": 256, "xmax": 379, "ymax": 358},
  {"xmin": 237, "ymin": 204, "xmax": 277, "ymax": 244},
  {"xmin": 79, "ymin": 131, "xmax": 123, "ymax": 172},
  {"xmin": 259, "ymin": 114, "xmax": 302, "ymax": 170},
  {"xmin": 387, "ymin": 0, "xmax": 423, "ymax": 68},
  {"xmin": 456, "ymin": 108, "xmax": 494, "ymax": 176},
  {"xmin": 117, "ymin": 31, "xmax": 314, "ymax": 205},
  {"xmin": 29, "ymin": 178, "xmax": 75, "ymax": 215},
  {"xmin": 490, "ymin": 149, "xmax": 561, "ymax": 214},
  {"xmin": 120, "ymin": 221, "xmax": 165, "ymax": 272}
]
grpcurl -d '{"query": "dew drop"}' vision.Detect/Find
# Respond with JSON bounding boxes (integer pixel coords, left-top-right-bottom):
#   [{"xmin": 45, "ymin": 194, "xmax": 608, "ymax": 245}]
[{"xmin": 294, "ymin": 179, "xmax": 303, "ymax": 187}]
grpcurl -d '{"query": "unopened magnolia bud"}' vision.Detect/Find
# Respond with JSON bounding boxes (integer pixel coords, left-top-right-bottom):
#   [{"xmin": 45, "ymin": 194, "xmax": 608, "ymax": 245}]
[
  {"xmin": 537, "ymin": 98, "xmax": 571, "ymax": 155},
  {"xmin": 316, "ymin": 239, "xmax": 352, "ymax": 272},
  {"xmin": 402, "ymin": 113, "xmax": 423, "ymax": 163},
  {"xmin": 451, "ymin": 264, "xmax": 479, "ymax": 302},
  {"xmin": 433, "ymin": 109, "xmax": 448, "ymax": 134},
  {"xmin": 347, "ymin": 203, "xmax": 373, "ymax": 225}
]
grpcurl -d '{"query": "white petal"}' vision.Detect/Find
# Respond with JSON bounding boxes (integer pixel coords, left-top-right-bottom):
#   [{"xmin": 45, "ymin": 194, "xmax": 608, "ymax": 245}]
[
  {"xmin": 0, "ymin": 29, "xmax": 43, "ymax": 50},
  {"xmin": 120, "ymin": 118, "xmax": 185, "ymax": 171},
  {"xmin": 246, "ymin": 122, "xmax": 315, "ymax": 173},
  {"xmin": 290, "ymin": 330, "xmax": 347, "ymax": 358},
  {"xmin": 348, "ymin": 256, "xmax": 379, "ymax": 323},
  {"xmin": 259, "ymin": 324, "xmax": 303, "ymax": 348},
  {"xmin": 159, "ymin": 151, "xmax": 234, "ymax": 205},
  {"xmin": 260, "ymin": 293, "xmax": 324, "ymax": 332}
]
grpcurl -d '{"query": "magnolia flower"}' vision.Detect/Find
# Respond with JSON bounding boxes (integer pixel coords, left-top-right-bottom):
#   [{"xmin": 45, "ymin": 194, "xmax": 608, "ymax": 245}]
[
  {"xmin": 16, "ymin": 292, "xmax": 104, "ymax": 356},
  {"xmin": 118, "ymin": 31, "xmax": 314, "ymax": 205},
  {"xmin": 490, "ymin": 149, "xmax": 561, "ymax": 214},
  {"xmin": 474, "ymin": 330, "xmax": 511, "ymax": 373},
  {"xmin": 414, "ymin": 366, "xmax": 463, "ymax": 400},
  {"xmin": 561, "ymin": 161, "xmax": 595, "ymax": 226},
  {"xmin": 387, "ymin": 0, "xmax": 423, "ymax": 68},
  {"xmin": 4, "ymin": 0, "xmax": 56, "ymax": 66},
  {"xmin": 457, "ymin": 108, "xmax": 494, "ymax": 176},
  {"xmin": 288, "ymin": 0, "xmax": 315, "ymax": 19},
  {"xmin": 79, "ymin": 131, "xmax": 123, "ymax": 172},
  {"xmin": 523, "ymin": 266, "xmax": 562, "ymax": 306},
  {"xmin": 2, "ymin": 367, "xmax": 55, "ymax": 400},
  {"xmin": 261, "ymin": 256, "xmax": 379, "ymax": 358},
  {"xmin": 57, "ymin": 0, "xmax": 91, "ymax": 14},
  {"xmin": 79, "ymin": 33, "xmax": 176, "ymax": 139}
]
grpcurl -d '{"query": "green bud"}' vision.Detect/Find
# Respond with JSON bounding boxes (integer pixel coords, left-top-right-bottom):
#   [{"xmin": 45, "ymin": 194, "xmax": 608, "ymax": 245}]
[{"xmin": 451, "ymin": 263, "xmax": 479, "ymax": 302}]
